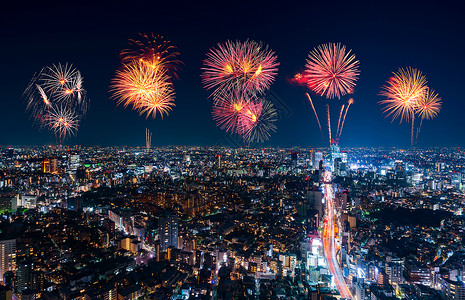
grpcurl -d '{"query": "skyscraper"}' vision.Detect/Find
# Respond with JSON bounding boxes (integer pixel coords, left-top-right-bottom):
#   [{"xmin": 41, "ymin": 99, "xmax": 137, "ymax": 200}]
[
  {"xmin": 0, "ymin": 238, "xmax": 16, "ymax": 282},
  {"xmin": 313, "ymin": 151, "xmax": 323, "ymax": 169},
  {"xmin": 159, "ymin": 212, "xmax": 178, "ymax": 251}
]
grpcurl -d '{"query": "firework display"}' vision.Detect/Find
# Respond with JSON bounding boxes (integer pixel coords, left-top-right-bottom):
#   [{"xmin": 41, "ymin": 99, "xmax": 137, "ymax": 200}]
[
  {"xmin": 379, "ymin": 67, "xmax": 442, "ymax": 146},
  {"xmin": 120, "ymin": 33, "xmax": 181, "ymax": 79},
  {"xmin": 47, "ymin": 105, "xmax": 79, "ymax": 140},
  {"xmin": 304, "ymin": 43, "xmax": 360, "ymax": 99},
  {"xmin": 293, "ymin": 43, "xmax": 359, "ymax": 145},
  {"xmin": 111, "ymin": 60, "xmax": 175, "ymax": 119},
  {"xmin": 24, "ymin": 63, "xmax": 88, "ymax": 141},
  {"xmin": 212, "ymin": 91, "xmax": 255, "ymax": 134},
  {"xmin": 111, "ymin": 34, "xmax": 180, "ymax": 119},
  {"xmin": 380, "ymin": 67, "xmax": 427, "ymax": 123},
  {"xmin": 202, "ymin": 40, "xmax": 279, "ymax": 99},
  {"xmin": 239, "ymin": 99, "xmax": 278, "ymax": 144},
  {"xmin": 19, "ymin": 35, "xmax": 445, "ymax": 148},
  {"xmin": 203, "ymin": 40, "xmax": 280, "ymax": 144}
]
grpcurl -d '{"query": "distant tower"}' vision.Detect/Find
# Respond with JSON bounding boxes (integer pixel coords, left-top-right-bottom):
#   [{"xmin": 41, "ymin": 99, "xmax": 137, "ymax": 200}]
[{"xmin": 146, "ymin": 128, "xmax": 152, "ymax": 151}]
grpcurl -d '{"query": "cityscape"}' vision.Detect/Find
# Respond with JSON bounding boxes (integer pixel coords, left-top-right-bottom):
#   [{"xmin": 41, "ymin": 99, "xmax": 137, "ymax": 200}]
[
  {"xmin": 1, "ymin": 146, "xmax": 464, "ymax": 299},
  {"xmin": 2, "ymin": 1, "xmax": 465, "ymax": 300}
]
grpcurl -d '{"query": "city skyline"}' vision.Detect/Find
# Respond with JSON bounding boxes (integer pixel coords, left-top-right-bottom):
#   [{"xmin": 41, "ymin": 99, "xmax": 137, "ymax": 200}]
[{"xmin": 1, "ymin": 1, "xmax": 463, "ymax": 147}]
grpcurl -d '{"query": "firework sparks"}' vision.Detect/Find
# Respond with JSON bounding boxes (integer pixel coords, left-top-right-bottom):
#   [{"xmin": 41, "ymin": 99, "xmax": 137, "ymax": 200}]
[
  {"xmin": 41, "ymin": 63, "xmax": 84, "ymax": 103},
  {"xmin": 111, "ymin": 60, "xmax": 175, "ymax": 119},
  {"xmin": 416, "ymin": 87, "xmax": 441, "ymax": 120},
  {"xmin": 202, "ymin": 40, "xmax": 279, "ymax": 98},
  {"xmin": 415, "ymin": 88, "xmax": 442, "ymax": 144},
  {"xmin": 239, "ymin": 98, "xmax": 278, "ymax": 144},
  {"xmin": 305, "ymin": 93, "xmax": 322, "ymax": 135},
  {"xmin": 47, "ymin": 105, "xmax": 79, "ymax": 140},
  {"xmin": 24, "ymin": 63, "xmax": 88, "ymax": 140},
  {"xmin": 120, "ymin": 33, "xmax": 181, "ymax": 79},
  {"xmin": 304, "ymin": 43, "xmax": 360, "ymax": 99},
  {"xmin": 212, "ymin": 92, "xmax": 255, "ymax": 134},
  {"xmin": 379, "ymin": 67, "xmax": 428, "ymax": 123},
  {"xmin": 379, "ymin": 67, "xmax": 443, "ymax": 147}
]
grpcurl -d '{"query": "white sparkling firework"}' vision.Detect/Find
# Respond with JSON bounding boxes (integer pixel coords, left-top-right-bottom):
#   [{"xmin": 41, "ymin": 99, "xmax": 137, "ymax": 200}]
[{"xmin": 47, "ymin": 106, "xmax": 79, "ymax": 140}]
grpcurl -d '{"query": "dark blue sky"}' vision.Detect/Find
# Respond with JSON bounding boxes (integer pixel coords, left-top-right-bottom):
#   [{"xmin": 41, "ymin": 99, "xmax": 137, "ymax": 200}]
[{"xmin": 1, "ymin": 1, "xmax": 463, "ymax": 147}]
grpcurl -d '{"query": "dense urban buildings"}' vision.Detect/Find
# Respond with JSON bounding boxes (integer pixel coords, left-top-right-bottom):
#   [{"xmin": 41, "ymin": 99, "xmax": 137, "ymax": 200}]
[{"xmin": 0, "ymin": 146, "xmax": 465, "ymax": 299}]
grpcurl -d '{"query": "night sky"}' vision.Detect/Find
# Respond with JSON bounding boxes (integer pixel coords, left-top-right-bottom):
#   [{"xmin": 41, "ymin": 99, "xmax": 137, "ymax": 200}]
[{"xmin": 1, "ymin": 1, "xmax": 463, "ymax": 147}]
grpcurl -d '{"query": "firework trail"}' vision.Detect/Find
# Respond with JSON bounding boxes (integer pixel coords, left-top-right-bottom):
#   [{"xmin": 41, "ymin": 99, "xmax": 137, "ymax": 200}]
[
  {"xmin": 411, "ymin": 115, "xmax": 415, "ymax": 148},
  {"xmin": 336, "ymin": 104, "xmax": 345, "ymax": 138},
  {"xmin": 305, "ymin": 93, "xmax": 322, "ymax": 136},
  {"xmin": 338, "ymin": 98, "xmax": 354, "ymax": 139},
  {"xmin": 202, "ymin": 40, "xmax": 279, "ymax": 98},
  {"xmin": 326, "ymin": 104, "xmax": 332, "ymax": 145},
  {"xmin": 304, "ymin": 43, "xmax": 360, "ymax": 99},
  {"xmin": 415, "ymin": 119, "xmax": 423, "ymax": 143}
]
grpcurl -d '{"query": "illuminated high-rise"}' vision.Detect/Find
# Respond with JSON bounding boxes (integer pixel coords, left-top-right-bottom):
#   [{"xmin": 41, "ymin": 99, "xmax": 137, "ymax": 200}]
[
  {"xmin": 159, "ymin": 212, "xmax": 178, "ymax": 251},
  {"xmin": 0, "ymin": 238, "xmax": 16, "ymax": 283}
]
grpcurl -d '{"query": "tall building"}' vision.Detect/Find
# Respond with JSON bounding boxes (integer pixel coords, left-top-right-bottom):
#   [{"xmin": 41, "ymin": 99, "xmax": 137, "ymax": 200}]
[
  {"xmin": 405, "ymin": 260, "xmax": 431, "ymax": 286},
  {"xmin": 291, "ymin": 151, "xmax": 298, "ymax": 168},
  {"xmin": 313, "ymin": 151, "xmax": 323, "ymax": 169},
  {"xmin": 0, "ymin": 239, "xmax": 16, "ymax": 283},
  {"xmin": 307, "ymin": 190, "xmax": 323, "ymax": 218},
  {"xmin": 442, "ymin": 277, "xmax": 465, "ymax": 300},
  {"xmin": 42, "ymin": 159, "xmax": 50, "ymax": 173},
  {"xmin": 159, "ymin": 212, "xmax": 178, "ymax": 251},
  {"xmin": 16, "ymin": 259, "xmax": 43, "ymax": 293},
  {"xmin": 386, "ymin": 261, "xmax": 403, "ymax": 284},
  {"xmin": 69, "ymin": 154, "xmax": 80, "ymax": 170},
  {"xmin": 50, "ymin": 158, "xmax": 58, "ymax": 174}
]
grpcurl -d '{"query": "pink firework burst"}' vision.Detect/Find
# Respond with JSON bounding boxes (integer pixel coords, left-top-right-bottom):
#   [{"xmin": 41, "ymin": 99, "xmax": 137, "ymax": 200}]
[{"xmin": 202, "ymin": 40, "xmax": 279, "ymax": 98}]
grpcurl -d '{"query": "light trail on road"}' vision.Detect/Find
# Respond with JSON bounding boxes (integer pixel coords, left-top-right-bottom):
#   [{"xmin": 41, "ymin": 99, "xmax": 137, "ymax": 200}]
[{"xmin": 322, "ymin": 171, "xmax": 353, "ymax": 299}]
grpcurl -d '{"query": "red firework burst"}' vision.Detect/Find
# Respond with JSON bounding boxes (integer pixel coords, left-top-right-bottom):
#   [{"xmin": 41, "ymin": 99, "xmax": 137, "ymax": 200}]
[{"xmin": 304, "ymin": 43, "xmax": 360, "ymax": 99}]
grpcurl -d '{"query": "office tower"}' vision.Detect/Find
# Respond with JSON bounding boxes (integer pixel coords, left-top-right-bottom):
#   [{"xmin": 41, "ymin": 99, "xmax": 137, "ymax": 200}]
[
  {"xmin": 0, "ymin": 239, "xmax": 16, "ymax": 283},
  {"xmin": 159, "ymin": 212, "xmax": 178, "ymax": 251}
]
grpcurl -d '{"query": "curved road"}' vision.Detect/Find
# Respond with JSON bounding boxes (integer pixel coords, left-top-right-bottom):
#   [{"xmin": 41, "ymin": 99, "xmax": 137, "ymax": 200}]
[{"xmin": 322, "ymin": 172, "xmax": 353, "ymax": 299}]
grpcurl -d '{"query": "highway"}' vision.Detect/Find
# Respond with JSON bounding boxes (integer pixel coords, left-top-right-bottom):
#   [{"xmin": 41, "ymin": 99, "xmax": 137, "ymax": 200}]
[{"xmin": 322, "ymin": 172, "xmax": 353, "ymax": 299}]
